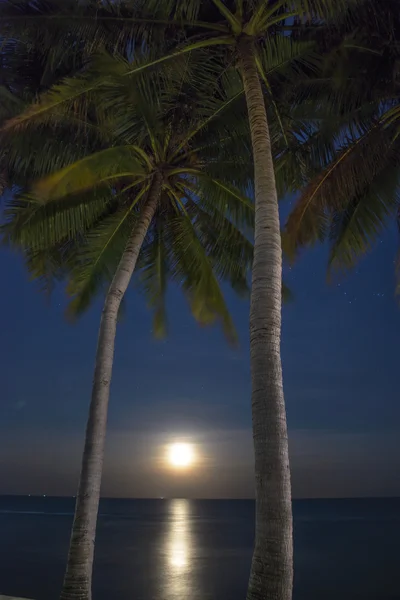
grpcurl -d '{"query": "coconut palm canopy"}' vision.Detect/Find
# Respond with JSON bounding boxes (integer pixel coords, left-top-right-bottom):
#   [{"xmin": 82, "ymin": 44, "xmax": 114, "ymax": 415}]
[
  {"xmin": 285, "ymin": 0, "xmax": 400, "ymax": 277},
  {"xmin": 1, "ymin": 50, "xmax": 256, "ymax": 339},
  {"xmin": 0, "ymin": 0, "xmax": 350, "ymax": 198},
  {"xmin": 0, "ymin": 0, "xmax": 357, "ymax": 58}
]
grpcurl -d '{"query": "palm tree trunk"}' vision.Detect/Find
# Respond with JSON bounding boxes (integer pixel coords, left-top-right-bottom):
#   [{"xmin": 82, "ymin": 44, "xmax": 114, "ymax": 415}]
[
  {"xmin": 238, "ymin": 36, "xmax": 293, "ymax": 600},
  {"xmin": 60, "ymin": 174, "xmax": 162, "ymax": 600}
]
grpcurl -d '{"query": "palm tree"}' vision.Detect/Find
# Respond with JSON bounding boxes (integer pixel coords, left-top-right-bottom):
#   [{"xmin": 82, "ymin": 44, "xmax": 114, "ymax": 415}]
[
  {"xmin": 285, "ymin": 0, "xmax": 400, "ymax": 276},
  {"xmin": 1, "ymin": 52, "xmax": 255, "ymax": 600},
  {"xmin": 1, "ymin": 2, "xmax": 356, "ymax": 599},
  {"xmin": 117, "ymin": 5, "xmax": 351, "ymax": 600}
]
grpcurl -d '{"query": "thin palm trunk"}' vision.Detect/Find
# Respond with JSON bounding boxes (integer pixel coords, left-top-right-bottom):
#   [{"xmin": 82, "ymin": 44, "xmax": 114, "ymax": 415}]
[
  {"xmin": 60, "ymin": 174, "xmax": 162, "ymax": 600},
  {"xmin": 238, "ymin": 36, "xmax": 293, "ymax": 600}
]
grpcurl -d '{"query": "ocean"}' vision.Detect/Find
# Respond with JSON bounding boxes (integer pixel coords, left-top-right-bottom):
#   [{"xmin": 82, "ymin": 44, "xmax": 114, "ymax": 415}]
[{"xmin": 0, "ymin": 496, "xmax": 398, "ymax": 600}]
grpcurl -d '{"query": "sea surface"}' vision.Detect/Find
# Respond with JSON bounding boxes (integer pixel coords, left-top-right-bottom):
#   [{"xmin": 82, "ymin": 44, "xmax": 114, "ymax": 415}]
[{"xmin": 0, "ymin": 496, "xmax": 398, "ymax": 600}]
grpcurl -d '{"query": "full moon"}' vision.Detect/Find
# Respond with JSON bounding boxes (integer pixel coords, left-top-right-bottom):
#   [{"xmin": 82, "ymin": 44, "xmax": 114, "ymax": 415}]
[{"xmin": 168, "ymin": 443, "xmax": 194, "ymax": 468}]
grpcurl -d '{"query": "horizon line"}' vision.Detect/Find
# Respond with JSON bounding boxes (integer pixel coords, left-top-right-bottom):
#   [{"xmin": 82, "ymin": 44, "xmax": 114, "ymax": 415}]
[{"xmin": 1, "ymin": 494, "xmax": 399, "ymax": 501}]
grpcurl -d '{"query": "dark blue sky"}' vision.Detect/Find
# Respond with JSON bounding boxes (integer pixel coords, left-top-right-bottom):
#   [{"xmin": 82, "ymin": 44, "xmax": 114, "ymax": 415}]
[{"xmin": 1, "ymin": 196, "xmax": 399, "ymax": 498}]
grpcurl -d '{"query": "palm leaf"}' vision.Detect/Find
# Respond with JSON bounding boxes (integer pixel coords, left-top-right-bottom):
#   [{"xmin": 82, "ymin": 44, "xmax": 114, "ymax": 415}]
[
  {"xmin": 285, "ymin": 115, "xmax": 398, "ymax": 253},
  {"xmin": 66, "ymin": 190, "xmax": 149, "ymax": 317},
  {"xmin": 31, "ymin": 146, "xmax": 147, "ymax": 201},
  {"xmin": 185, "ymin": 196, "xmax": 252, "ymax": 295},
  {"xmin": 2, "ymin": 188, "xmax": 114, "ymax": 251},
  {"xmin": 137, "ymin": 215, "xmax": 168, "ymax": 338},
  {"xmin": 181, "ymin": 174, "xmax": 254, "ymax": 230},
  {"xmin": 328, "ymin": 164, "xmax": 400, "ymax": 272},
  {"xmin": 1, "ymin": 74, "xmax": 104, "ymax": 132},
  {"xmin": 166, "ymin": 211, "xmax": 238, "ymax": 344}
]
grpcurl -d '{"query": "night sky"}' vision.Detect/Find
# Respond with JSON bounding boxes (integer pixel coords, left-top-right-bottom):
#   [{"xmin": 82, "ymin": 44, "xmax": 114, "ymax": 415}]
[{"xmin": 1, "ymin": 195, "xmax": 399, "ymax": 499}]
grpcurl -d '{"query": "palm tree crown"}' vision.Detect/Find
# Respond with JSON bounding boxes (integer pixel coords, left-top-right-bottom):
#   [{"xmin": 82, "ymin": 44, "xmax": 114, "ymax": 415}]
[
  {"xmin": 2, "ymin": 51, "xmax": 254, "ymax": 336},
  {"xmin": 285, "ymin": 0, "xmax": 400, "ymax": 276}
]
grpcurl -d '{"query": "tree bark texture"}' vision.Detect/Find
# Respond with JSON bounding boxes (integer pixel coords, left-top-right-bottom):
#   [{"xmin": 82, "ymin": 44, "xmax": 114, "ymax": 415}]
[
  {"xmin": 239, "ymin": 35, "xmax": 293, "ymax": 600},
  {"xmin": 60, "ymin": 174, "xmax": 161, "ymax": 600}
]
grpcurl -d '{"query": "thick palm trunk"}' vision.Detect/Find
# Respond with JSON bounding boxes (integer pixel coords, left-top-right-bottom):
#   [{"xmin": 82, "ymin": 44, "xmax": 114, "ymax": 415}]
[
  {"xmin": 238, "ymin": 36, "xmax": 293, "ymax": 600},
  {"xmin": 60, "ymin": 175, "xmax": 161, "ymax": 600}
]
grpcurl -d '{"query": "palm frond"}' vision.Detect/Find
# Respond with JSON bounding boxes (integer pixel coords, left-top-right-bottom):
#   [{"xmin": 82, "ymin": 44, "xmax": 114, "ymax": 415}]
[
  {"xmin": 285, "ymin": 115, "xmax": 399, "ymax": 253},
  {"xmin": 23, "ymin": 242, "xmax": 72, "ymax": 295},
  {"xmin": 290, "ymin": 0, "xmax": 361, "ymax": 22},
  {"xmin": 166, "ymin": 211, "xmax": 238, "ymax": 344},
  {"xmin": 210, "ymin": 0, "xmax": 242, "ymax": 34},
  {"xmin": 258, "ymin": 35, "xmax": 319, "ymax": 81},
  {"xmin": 137, "ymin": 215, "xmax": 168, "ymax": 338},
  {"xmin": 178, "ymin": 174, "xmax": 254, "ymax": 231},
  {"xmin": 2, "ymin": 188, "xmax": 114, "ymax": 251},
  {"xmin": 0, "ymin": 85, "xmax": 25, "ymax": 121},
  {"xmin": 328, "ymin": 164, "xmax": 400, "ymax": 272},
  {"xmin": 185, "ymin": 196, "xmax": 253, "ymax": 296},
  {"xmin": 66, "ymin": 200, "xmax": 146, "ymax": 317},
  {"xmin": 30, "ymin": 146, "xmax": 147, "ymax": 201},
  {"xmin": 4, "ymin": 129, "xmax": 98, "ymax": 183},
  {"xmin": 1, "ymin": 74, "xmax": 104, "ymax": 133}
]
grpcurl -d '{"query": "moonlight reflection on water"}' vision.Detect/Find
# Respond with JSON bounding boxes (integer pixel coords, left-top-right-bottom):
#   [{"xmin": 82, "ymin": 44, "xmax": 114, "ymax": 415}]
[{"xmin": 165, "ymin": 499, "xmax": 194, "ymax": 598}]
